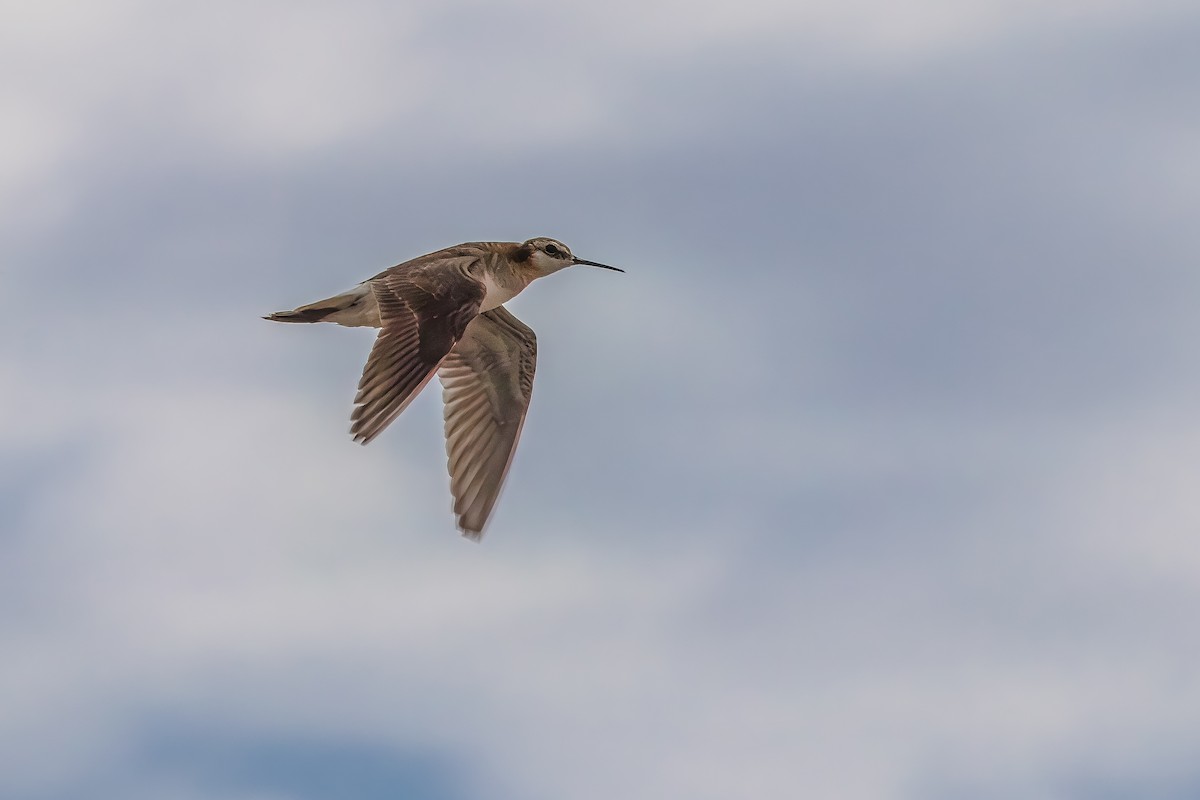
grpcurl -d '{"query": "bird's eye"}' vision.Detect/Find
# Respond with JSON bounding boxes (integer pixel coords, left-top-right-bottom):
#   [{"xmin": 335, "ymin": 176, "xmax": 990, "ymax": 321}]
[{"xmin": 544, "ymin": 244, "xmax": 560, "ymax": 256}]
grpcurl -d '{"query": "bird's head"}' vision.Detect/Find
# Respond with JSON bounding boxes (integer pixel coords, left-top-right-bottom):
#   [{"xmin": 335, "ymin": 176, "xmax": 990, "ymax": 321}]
[{"xmin": 519, "ymin": 237, "xmax": 624, "ymax": 276}]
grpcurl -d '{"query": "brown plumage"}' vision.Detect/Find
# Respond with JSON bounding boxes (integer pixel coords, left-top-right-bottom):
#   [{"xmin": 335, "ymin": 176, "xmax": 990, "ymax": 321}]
[{"xmin": 265, "ymin": 237, "xmax": 622, "ymax": 539}]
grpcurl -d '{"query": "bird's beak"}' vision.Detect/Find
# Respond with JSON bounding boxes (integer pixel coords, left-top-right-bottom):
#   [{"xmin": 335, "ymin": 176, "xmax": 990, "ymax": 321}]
[{"xmin": 572, "ymin": 257, "xmax": 625, "ymax": 273}]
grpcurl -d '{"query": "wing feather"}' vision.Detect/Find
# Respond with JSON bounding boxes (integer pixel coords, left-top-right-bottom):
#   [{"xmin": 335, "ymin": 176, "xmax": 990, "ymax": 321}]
[
  {"xmin": 438, "ymin": 307, "xmax": 537, "ymax": 538},
  {"xmin": 350, "ymin": 263, "xmax": 484, "ymax": 444}
]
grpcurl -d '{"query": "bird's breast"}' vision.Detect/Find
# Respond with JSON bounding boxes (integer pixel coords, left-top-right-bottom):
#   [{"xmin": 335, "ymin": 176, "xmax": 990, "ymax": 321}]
[{"xmin": 479, "ymin": 271, "xmax": 523, "ymax": 312}]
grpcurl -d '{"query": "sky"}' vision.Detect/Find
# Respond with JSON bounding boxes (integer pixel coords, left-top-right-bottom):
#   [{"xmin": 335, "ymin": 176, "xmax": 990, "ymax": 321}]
[{"xmin": 2, "ymin": 1, "xmax": 1200, "ymax": 798}]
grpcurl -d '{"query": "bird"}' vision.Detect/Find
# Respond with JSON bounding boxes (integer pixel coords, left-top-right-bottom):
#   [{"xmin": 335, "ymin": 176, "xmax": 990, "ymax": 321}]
[{"xmin": 265, "ymin": 237, "xmax": 623, "ymax": 540}]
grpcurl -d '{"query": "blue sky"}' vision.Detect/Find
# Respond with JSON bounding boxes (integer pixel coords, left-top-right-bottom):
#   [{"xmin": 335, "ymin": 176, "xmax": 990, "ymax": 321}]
[{"xmin": 3, "ymin": 1, "xmax": 1200, "ymax": 798}]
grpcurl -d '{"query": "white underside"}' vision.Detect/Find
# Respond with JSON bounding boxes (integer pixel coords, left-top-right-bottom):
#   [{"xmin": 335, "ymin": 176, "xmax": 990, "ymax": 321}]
[{"xmin": 479, "ymin": 272, "xmax": 521, "ymax": 312}]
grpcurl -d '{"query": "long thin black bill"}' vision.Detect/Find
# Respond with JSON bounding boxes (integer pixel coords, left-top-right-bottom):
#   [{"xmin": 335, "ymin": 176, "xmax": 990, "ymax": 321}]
[{"xmin": 573, "ymin": 258, "xmax": 625, "ymax": 272}]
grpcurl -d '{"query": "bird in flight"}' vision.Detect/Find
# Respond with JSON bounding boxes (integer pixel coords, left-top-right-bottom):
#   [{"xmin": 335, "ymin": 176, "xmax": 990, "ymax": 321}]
[{"xmin": 266, "ymin": 237, "xmax": 623, "ymax": 539}]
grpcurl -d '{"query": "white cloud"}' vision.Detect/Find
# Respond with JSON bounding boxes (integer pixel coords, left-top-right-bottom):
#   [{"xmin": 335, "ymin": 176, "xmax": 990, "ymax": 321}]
[
  {"xmin": 3, "ymin": 0, "xmax": 1192, "ymax": 222},
  {"xmin": 4, "ymin": 1, "xmax": 1200, "ymax": 797},
  {"xmin": 1044, "ymin": 408, "xmax": 1200, "ymax": 585},
  {"xmin": 4, "ymin": 308, "xmax": 1200, "ymax": 798}
]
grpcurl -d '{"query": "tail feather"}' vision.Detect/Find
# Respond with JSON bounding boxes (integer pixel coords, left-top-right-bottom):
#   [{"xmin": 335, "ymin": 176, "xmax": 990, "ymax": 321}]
[
  {"xmin": 264, "ymin": 306, "xmax": 339, "ymax": 323},
  {"xmin": 265, "ymin": 284, "xmax": 378, "ymax": 327}
]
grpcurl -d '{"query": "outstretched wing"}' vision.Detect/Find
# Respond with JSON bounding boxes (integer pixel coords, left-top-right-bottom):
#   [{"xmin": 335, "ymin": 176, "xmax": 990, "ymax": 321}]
[
  {"xmin": 351, "ymin": 265, "xmax": 484, "ymax": 444},
  {"xmin": 438, "ymin": 307, "xmax": 537, "ymax": 538}
]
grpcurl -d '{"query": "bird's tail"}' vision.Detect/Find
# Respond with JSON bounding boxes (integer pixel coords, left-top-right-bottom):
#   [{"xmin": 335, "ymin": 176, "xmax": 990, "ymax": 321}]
[
  {"xmin": 263, "ymin": 303, "xmax": 340, "ymax": 323},
  {"xmin": 264, "ymin": 285, "xmax": 377, "ymax": 326}
]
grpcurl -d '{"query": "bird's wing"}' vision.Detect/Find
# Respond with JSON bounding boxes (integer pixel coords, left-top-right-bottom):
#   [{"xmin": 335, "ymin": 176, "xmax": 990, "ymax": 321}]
[
  {"xmin": 351, "ymin": 264, "xmax": 484, "ymax": 444},
  {"xmin": 438, "ymin": 306, "xmax": 537, "ymax": 538}
]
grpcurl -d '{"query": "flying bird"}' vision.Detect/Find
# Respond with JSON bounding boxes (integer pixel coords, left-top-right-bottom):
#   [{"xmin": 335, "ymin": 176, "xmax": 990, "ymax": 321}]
[{"xmin": 265, "ymin": 237, "xmax": 623, "ymax": 539}]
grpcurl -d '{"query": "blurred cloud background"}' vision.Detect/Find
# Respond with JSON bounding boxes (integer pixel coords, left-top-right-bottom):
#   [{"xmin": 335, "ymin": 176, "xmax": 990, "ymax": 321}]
[{"xmin": 3, "ymin": 0, "xmax": 1200, "ymax": 797}]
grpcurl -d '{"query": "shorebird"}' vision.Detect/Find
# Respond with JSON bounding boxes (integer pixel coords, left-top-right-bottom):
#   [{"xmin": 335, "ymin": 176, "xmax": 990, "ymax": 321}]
[{"xmin": 265, "ymin": 237, "xmax": 623, "ymax": 540}]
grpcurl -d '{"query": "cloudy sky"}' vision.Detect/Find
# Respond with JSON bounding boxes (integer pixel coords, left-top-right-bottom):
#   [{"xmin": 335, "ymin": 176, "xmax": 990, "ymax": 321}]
[{"xmin": 3, "ymin": 1, "xmax": 1200, "ymax": 798}]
